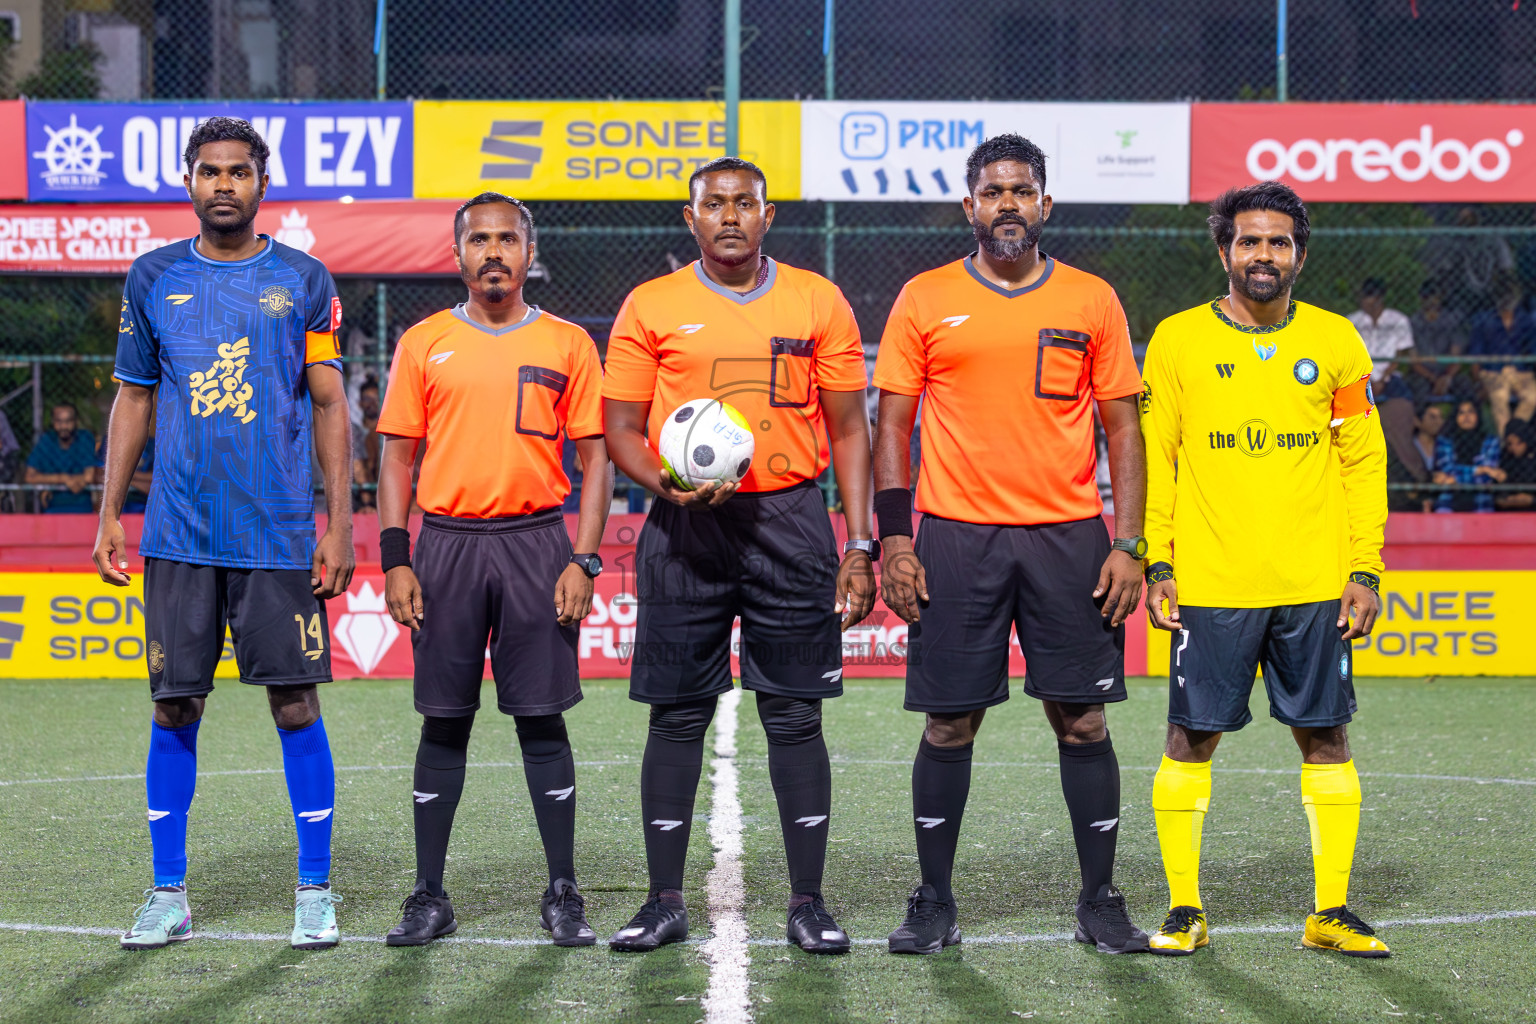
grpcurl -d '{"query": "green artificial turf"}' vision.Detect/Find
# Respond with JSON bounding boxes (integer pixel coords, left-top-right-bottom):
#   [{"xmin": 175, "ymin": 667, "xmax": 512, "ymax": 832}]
[{"xmin": 0, "ymin": 676, "xmax": 1532, "ymax": 1022}]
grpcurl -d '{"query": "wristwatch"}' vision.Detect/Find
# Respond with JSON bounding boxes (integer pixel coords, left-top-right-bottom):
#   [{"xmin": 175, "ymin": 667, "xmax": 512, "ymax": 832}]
[
  {"xmin": 571, "ymin": 553, "xmax": 603, "ymax": 578},
  {"xmin": 1111, "ymin": 536, "xmax": 1148, "ymax": 560},
  {"xmin": 843, "ymin": 538, "xmax": 882, "ymax": 561}
]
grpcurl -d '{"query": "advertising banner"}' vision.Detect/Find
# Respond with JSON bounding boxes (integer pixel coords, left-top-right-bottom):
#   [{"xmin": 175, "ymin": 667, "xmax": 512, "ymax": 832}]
[
  {"xmin": 801, "ymin": 101, "xmax": 1190, "ymax": 203},
  {"xmin": 0, "ymin": 101, "xmax": 25, "ymax": 200},
  {"xmin": 0, "ymin": 200, "xmax": 461, "ymax": 275},
  {"xmin": 25, "ymin": 101, "xmax": 414, "ymax": 202},
  {"xmin": 413, "ymin": 100, "xmax": 801, "ymax": 200},
  {"xmin": 1190, "ymin": 103, "xmax": 1536, "ymax": 202},
  {"xmin": 1145, "ymin": 571, "xmax": 1536, "ymax": 677}
]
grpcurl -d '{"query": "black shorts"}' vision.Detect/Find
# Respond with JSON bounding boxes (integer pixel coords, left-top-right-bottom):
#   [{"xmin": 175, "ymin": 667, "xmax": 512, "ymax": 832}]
[
  {"xmin": 412, "ymin": 510, "xmax": 581, "ymax": 718},
  {"xmin": 1167, "ymin": 601, "xmax": 1356, "ymax": 731},
  {"xmin": 143, "ymin": 557, "xmax": 331, "ymax": 701},
  {"xmin": 628, "ymin": 480, "xmax": 841, "ymax": 705},
  {"xmin": 903, "ymin": 515, "xmax": 1124, "ymax": 713}
]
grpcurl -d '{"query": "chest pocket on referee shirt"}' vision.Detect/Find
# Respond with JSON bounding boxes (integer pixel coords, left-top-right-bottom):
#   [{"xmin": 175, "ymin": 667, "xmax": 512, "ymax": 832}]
[
  {"xmin": 1034, "ymin": 328, "xmax": 1091, "ymax": 402},
  {"xmin": 769, "ymin": 337, "xmax": 816, "ymax": 408},
  {"xmin": 515, "ymin": 365, "xmax": 568, "ymax": 439}
]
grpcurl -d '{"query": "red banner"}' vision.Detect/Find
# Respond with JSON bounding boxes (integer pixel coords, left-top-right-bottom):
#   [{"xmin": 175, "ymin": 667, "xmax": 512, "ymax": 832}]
[
  {"xmin": 0, "ymin": 199, "xmax": 460, "ymax": 275},
  {"xmin": 0, "ymin": 102, "xmax": 23, "ymax": 200},
  {"xmin": 1191, "ymin": 103, "xmax": 1536, "ymax": 202}
]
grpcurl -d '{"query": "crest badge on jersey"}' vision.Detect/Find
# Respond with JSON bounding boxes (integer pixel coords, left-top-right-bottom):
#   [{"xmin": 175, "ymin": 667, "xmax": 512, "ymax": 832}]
[
  {"xmin": 1253, "ymin": 338, "xmax": 1277, "ymax": 361},
  {"xmin": 259, "ymin": 285, "xmax": 294, "ymax": 318},
  {"xmin": 1293, "ymin": 357, "xmax": 1319, "ymax": 384}
]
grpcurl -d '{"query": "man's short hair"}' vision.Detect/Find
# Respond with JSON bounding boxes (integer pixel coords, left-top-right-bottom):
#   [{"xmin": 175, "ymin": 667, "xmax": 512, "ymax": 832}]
[
  {"xmin": 453, "ymin": 192, "xmax": 536, "ymax": 247},
  {"xmin": 52, "ymin": 401, "xmax": 78, "ymax": 417},
  {"xmin": 1361, "ymin": 278, "xmax": 1387, "ymax": 297},
  {"xmin": 687, "ymin": 157, "xmax": 767, "ymax": 202},
  {"xmin": 964, "ymin": 134, "xmax": 1048, "ymax": 194},
  {"xmin": 1207, "ymin": 181, "xmax": 1311, "ymax": 255},
  {"xmin": 1419, "ymin": 279, "xmax": 1441, "ymax": 298},
  {"xmin": 184, "ymin": 116, "xmax": 270, "ymax": 179}
]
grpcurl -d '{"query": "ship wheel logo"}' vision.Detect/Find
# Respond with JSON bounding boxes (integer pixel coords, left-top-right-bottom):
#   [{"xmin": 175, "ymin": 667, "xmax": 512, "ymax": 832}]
[{"xmin": 33, "ymin": 114, "xmax": 115, "ymax": 190}]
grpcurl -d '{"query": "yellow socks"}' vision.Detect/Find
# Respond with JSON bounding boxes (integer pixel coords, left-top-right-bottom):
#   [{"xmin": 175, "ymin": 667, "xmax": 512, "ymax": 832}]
[
  {"xmin": 1300, "ymin": 760, "xmax": 1362, "ymax": 912},
  {"xmin": 1152, "ymin": 755, "xmax": 1212, "ymax": 910}
]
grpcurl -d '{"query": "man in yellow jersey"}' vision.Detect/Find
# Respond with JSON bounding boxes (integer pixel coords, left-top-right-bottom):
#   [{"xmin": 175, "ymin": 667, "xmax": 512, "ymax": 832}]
[{"xmin": 1140, "ymin": 181, "xmax": 1389, "ymax": 958}]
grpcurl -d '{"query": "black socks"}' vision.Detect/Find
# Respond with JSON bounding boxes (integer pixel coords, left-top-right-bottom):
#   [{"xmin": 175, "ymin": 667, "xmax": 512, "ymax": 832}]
[
  {"xmin": 758, "ymin": 694, "xmax": 832, "ymax": 897},
  {"xmin": 639, "ymin": 698, "xmax": 716, "ymax": 894},
  {"xmin": 515, "ymin": 713, "xmax": 577, "ymax": 887},
  {"xmin": 912, "ymin": 738, "xmax": 973, "ymax": 904},
  {"xmin": 1058, "ymin": 734, "xmax": 1121, "ymax": 900},
  {"xmin": 413, "ymin": 714, "xmax": 474, "ymax": 897}
]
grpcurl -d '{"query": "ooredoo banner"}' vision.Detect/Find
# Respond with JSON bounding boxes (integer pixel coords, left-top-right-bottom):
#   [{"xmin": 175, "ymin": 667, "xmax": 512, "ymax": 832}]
[
  {"xmin": 25, "ymin": 101, "xmax": 414, "ymax": 202},
  {"xmin": 801, "ymin": 101, "xmax": 1191, "ymax": 203},
  {"xmin": 0, "ymin": 101, "xmax": 25, "ymax": 200},
  {"xmin": 1190, "ymin": 103, "xmax": 1536, "ymax": 202},
  {"xmin": 413, "ymin": 100, "xmax": 801, "ymax": 200},
  {"xmin": 0, "ymin": 200, "xmax": 460, "ymax": 275}
]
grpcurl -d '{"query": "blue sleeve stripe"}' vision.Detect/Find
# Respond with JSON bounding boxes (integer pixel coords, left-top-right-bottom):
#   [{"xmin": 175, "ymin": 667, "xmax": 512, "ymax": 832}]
[{"xmin": 114, "ymin": 369, "xmax": 159, "ymax": 386}]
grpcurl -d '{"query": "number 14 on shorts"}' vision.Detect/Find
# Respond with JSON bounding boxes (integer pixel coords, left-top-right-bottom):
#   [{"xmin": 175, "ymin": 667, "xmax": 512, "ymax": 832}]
[{"xmin": 295, "ymin": 613, "xmax": 325, "ymax": 661}]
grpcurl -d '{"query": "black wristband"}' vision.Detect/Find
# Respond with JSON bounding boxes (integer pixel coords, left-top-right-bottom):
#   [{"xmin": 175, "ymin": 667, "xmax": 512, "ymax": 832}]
[
  {"xmin": 1145, "ymin": 561, "xmax": 1175, "ymax": 584},
  {"xmin": 380, "ymin": 527, "xmax": 411, "ymax": 572},
  {"xmin": 1349, "ymin": 571, "xmax": 1380, "ymax": 593},
  {"xmin": 873, "ymin": 487, "xmax": 914, "ymax": 540}
]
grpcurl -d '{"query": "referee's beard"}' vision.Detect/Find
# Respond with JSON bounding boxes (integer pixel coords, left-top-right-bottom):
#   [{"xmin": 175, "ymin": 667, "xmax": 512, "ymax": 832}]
[{"xmin": 974, "ymin": 213, "xmax": 1044, "ymax": 263}]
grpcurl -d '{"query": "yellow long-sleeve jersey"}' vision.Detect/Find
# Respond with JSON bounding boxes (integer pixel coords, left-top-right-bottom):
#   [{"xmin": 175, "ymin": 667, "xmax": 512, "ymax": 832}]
[{"xmin": 1141, "ymin": 299, "xmax": 1387, "ymax": 608}]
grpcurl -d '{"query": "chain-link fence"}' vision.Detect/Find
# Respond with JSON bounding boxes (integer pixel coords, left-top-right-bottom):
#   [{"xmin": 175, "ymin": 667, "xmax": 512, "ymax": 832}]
[{"xmin": 4, "ymin": 1, "xmax": 1536, "ymax": 512}]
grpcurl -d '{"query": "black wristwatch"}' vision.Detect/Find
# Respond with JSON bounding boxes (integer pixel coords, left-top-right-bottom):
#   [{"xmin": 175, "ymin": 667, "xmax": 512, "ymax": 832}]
[
  {"xmin": 843, "ymin": 538, "xmax": 881, "ymax": 561},
  {"xmin": 1111, "ymin": 536, "xmax": 1148, "ymax": 560},
  {"xmin": 571, "ymin": 553, "xmax": 603, "ymax": 579}
]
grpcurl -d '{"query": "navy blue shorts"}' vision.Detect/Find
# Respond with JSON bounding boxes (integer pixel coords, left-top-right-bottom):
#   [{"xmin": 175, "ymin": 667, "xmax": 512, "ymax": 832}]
[
  {"xmin": 1167, "ymin": 601, "xmax": 1356, "ymax": 732},
  {"xmin": 143, "ymin": 557, "xmax": 331, "ymax": 701},
  {"xmin": 903, "ymin": 515, "xmax": 1125, "ymax": 713}
]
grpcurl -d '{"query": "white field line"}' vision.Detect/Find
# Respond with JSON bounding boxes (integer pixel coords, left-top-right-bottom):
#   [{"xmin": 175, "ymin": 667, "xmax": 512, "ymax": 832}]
[
  {"xmin": 4, "ymin": 909, "xmax": 1533, "ymax": 950},
  {"xmin": 802, "ymin": 759, "xmax": 1536, "ymax": 788},
  {"xmin": 0, "ymin": 761, "xmax": 637, "ymax": 789},
  {"xmin": 699, "ymin": 687, "xmax": 751, "ymax": 1024}
]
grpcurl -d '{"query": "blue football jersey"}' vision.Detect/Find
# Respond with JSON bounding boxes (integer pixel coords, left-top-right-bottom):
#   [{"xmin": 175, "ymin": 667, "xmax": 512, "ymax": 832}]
[{"xmin": 114, "ymin": 235, "xmax": 343, "ymax": 569}]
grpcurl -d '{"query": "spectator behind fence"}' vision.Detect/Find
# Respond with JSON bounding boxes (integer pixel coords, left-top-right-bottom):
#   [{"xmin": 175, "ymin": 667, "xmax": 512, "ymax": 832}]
[
  {"xmin": 1433, "ymin": 400, "xmax": 1500, "ymax": 513},
  {"xmin": 1468, "ymin": 273, "xmax": 1536, "ymax": 439},
  {"xmin": 1386, "ymin": 403, "xmax": 1445, "ymax": 512},
  {"xmin": 352, "ymin": 377, "xmax": 381, "ymax": 511},
  {"xmin": 24, "ymin": 402, "xmax": 96, "ymax": 513},
  {"xmin": 1496, "ymin": 420, "xmax": 1536, "ymax": 510},
  {"xmin": 1431, "ymin": 206, "xmax": 1514, "ymax": 315},
  {"xmin": 1408, "ymin": 281, "xmax": 1476, "ymax": 403},
  {"xmin": 1349, "ymin": 278, "xmax": 1421, "ymax": 479}
]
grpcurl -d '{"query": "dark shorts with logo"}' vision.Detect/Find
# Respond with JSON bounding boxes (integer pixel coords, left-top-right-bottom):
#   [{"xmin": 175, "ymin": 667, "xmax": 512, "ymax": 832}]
[
  {"xmin": 412, "ymin": 509, "xmax": 582, "ymax": 718},
  {"xmin": 903, "ymin": 515, "xmax": 1124, "ymax": 713},
  {"xmin": 629, "ymin": 480, "xmax": 842, "ymax": 706},
  {"xmin": 1167, "ymin": 601, "xmax": 1356, "ymax": 731},
  {"xmin": 143, "ymin": 557, "xmax": 331, "ymax": 702}
]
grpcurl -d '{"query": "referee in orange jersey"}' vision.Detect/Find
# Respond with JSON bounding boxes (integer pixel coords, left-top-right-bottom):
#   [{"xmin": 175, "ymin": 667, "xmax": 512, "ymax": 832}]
[
  {"xmin": 602, "ymin": 157, "xmax": 875, "ymax": 955},
  {"xmin": 873, "ymin": 135, "xmax": 1151, "ymax": 955},
  {"xmin": 374, "ymin": 193, "xmax": 612, "ymax": 947}
]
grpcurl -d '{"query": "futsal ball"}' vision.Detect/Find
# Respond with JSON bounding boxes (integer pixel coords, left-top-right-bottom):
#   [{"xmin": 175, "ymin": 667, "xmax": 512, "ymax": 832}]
[{"xmin": 658, "ymin": 398, "xmax": 755, "ymax": 490}]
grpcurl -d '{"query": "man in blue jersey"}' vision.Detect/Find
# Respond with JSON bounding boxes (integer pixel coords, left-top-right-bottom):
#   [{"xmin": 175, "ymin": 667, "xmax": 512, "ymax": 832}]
[{"xmin": 92, "ymin": 117, "xmax": 355, "ymax": 951}]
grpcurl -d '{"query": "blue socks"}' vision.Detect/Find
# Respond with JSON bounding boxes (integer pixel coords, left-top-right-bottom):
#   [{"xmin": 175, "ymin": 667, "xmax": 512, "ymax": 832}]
[
  {"xmin": 278, "ymin": 718, "xmax": 336, "ymax": 887},
  {"xmin": 146, "ymin": 720, "xmax": 200, "ymax": 887}
]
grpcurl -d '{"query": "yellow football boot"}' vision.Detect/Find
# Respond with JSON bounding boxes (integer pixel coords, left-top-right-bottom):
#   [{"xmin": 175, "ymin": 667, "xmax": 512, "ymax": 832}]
[
  {"xmin": 1148, "ymin": 905, "xmax": 1208, "ymax": 956},
  {"xmin": 1303, "ymin": 906, "xmax": 1390, "ymax": 958}
]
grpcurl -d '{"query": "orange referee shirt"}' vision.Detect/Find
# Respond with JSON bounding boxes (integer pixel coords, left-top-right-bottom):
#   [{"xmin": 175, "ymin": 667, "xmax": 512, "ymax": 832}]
[
  {"xmin": 873, "ymin": 254, "xmax": 1142, "ymax": 526},
  {"xmin": 602, "ymin": 258, "xmax": 868, "ymax": 493},
  {"xmin": 378, "ymin": 304, "xmax": 604, "ymax": 518}
]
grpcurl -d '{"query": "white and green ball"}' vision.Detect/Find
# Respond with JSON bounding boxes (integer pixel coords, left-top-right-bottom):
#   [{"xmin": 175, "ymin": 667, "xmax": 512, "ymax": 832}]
[{"xmin": 658, "ymin": 398, "xmax": 755, "ymax": 490}]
